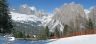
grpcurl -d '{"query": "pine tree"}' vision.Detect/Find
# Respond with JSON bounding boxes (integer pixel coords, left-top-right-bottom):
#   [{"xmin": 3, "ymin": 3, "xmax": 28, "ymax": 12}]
[
  {"xmin": 45, "ymin": 26, "xmax": 49, "ymax": 38},
  {"xmin": 0, "ymin": 0, "xmax": 13, "ymax": 34},
  {"xmin": 63, "ymin": 25, "xmax": 68, "ymax": 36},
  {"xmin": 85, "ymin": 18, "xmax": 94, "ymax": 29},
  {"xmin": 37, "ymin": 27, "xmax": 49, "ymax": 40},
  {"xmin": 54, "ymin": 27, "xmax": 60, "ymax": 38}
]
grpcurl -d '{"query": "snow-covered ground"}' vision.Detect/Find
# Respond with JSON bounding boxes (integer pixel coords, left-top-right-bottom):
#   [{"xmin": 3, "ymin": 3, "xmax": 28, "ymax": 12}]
[
  {"xmin": 47, "ymin": 34, "xmax": 96, "ymax": 44},
  {"xmin": 0, "ymin": 34, "xmax": 96, "ymax": 44}
]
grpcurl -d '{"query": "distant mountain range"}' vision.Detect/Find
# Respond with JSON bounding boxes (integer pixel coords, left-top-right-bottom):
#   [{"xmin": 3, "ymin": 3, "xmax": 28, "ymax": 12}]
[
  {"xmin": 9, "ymin": 3, "xmax": 96, "ymax": 34},
  {"xmin": 9, "ymin": 4, "xmax": 52, "ymax": 34}
]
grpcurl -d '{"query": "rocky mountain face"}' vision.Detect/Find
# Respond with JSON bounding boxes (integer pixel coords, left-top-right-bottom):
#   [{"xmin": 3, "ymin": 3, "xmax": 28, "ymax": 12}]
[
  {"xmin": 19, "ymin": 4, "xmax": 32, "ymax": 15},
  {"xmin": 88, "ymin": 6, "xmax": 96, "ymax": 22},
  {"xmin": 11, "ymin": 4, "xmax": 44, "ymax": 17},
  {"xmin": 47, "ymin": 3, "xmax": 86, "ymax": 32}
]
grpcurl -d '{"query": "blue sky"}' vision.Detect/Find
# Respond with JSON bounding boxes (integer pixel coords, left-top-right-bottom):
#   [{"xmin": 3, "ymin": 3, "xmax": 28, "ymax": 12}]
[{"xmin": 7, "ymin": 0, "xmax": 96, "ymax": 13}]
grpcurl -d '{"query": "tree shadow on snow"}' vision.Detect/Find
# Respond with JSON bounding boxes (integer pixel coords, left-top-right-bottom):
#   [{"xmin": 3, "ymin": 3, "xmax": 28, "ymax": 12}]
[{"xmin": 28, "ymin": 39, "xmax": 57, "ymax": 44}]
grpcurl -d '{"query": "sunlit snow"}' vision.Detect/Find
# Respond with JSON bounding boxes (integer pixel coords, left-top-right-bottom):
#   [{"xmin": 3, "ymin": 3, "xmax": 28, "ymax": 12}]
[{"xmin": 47, "ymin": 34, "xmax": 96, "ymax": 44}]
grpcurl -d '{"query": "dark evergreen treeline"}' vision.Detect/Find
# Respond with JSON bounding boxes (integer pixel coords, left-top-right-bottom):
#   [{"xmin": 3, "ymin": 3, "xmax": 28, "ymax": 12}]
[{"xmin": 0, "ymin": 0, "xmax": 13, "ymax": 34}]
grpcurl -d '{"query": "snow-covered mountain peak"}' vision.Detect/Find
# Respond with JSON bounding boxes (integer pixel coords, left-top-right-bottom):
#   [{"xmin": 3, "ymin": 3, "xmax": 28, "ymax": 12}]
[
  {"xmin": 11, "ymin": 12, "xmax": 36, "ymax": 22},
  {"xmin": 10, "ymin": 12, "xmax": 53, "ymax": 26},
  {"xmin": 9, "ymin": 11, "xmax": 54, "ymax": 34}
]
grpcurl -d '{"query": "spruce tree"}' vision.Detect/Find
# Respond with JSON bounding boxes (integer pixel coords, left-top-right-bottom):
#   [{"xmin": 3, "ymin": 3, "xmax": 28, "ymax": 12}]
[
  {"xmin": 85, "ymin": 18, "xmax": 94, "ymax": 29},
  {"xmin": 54, "ymin": 27, "xmax": 60, "ymax": 38},
  {"xmin": 37, "ymin": 27, "xmax": 48, "ymax": 40},
  {"xmin": 63, "ymin": 25, "xmax": 68, "ymax": 36},
  {"xmin": 0, "ymin": 0, "xmax": 13, "ymax": 34},
  {"xmin": 45, "ymin": 26, "xmax": 49, "ymax": 38}
]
